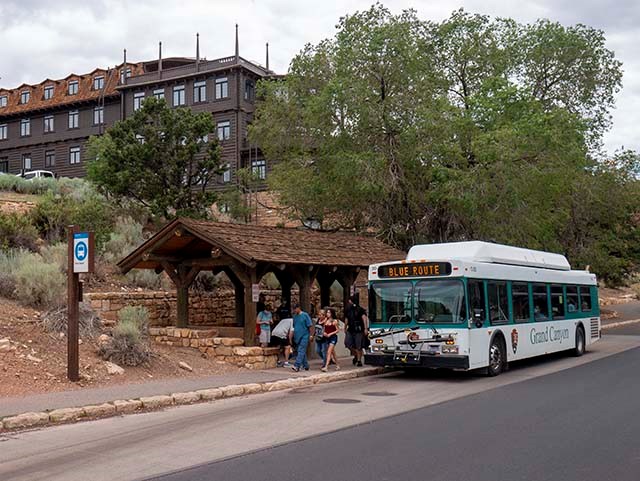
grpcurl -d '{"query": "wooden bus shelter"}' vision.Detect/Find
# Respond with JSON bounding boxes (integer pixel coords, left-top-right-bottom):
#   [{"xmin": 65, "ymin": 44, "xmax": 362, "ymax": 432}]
[{"xmin": 118, "ymin": 218, "xmax": 405, "ymax": 345}]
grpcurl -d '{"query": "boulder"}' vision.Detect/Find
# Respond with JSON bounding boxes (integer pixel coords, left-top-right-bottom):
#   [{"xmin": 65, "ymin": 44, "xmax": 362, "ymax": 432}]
[
  {"xmin": 113, "ymin": 399, "xmax": 142, "ymax": 414},
  {"xmin": 140, "ymin": 395, "xmax": 173, "ymax": 409},
  {"xmin": 49, "ymin": 407, "xmax": 85, "ymax": 423},
  {"xmin": 105, "ymin": 361, "xmax": 124, "ymax": 375},
  {"xmin": 83, "ymin": 403, "xmax": 117, "ymax": 418},
  {"xmin": 219, "ymin": 384, "xmax": 244, "ymax": 398},
  {"xmin": 196, "ymin": 388, "xmax": 223, "ymax": 401},
  {"xmin": 172, "ymin": 392, "xmax": 201, "ymax": 405},
  {"xmin": 0, "ymin": 338, "xmax": 11, "ymax": 353},
  {"xmin": 2, "ymin": 412, "xmax": 49, "ymax": 430}
]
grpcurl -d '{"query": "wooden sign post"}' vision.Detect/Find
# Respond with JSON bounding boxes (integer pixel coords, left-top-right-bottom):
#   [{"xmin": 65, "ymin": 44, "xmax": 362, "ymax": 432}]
[{"xmin": 67, "ymin": 225, "xmax": 94, "ymax": 382}]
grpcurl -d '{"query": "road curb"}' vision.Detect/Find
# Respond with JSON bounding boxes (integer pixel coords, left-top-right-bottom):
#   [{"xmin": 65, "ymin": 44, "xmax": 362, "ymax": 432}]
[
  {"xmin": 0, "ymin": 367, "xmax": 384, "ymax": 432},
  {"xmin": 601, "ymin": 318, "xmax": 640, "ymax": 330}
]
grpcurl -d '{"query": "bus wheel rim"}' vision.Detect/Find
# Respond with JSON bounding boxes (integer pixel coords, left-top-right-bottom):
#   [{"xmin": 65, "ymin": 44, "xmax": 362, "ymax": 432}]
[{"xmin": 490, "ymin": 343, "xmax": 501, "ymax": 371}]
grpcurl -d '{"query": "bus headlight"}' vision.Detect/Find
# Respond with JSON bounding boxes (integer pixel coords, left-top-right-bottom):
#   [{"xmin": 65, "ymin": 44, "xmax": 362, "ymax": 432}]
[{"xmin": 441, "ymin": 345, "xmax": 459, "ymax": 354}]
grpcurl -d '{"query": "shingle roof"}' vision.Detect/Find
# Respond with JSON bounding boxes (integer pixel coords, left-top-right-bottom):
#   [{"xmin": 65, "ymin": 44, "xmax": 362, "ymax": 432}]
[
  {"xmin": 119, "ymin": 218, "xmax": 406, "ymax": 273},
  {"xmin": 0, "ymin": 63, "xmax": 144, "ymax": 117}
]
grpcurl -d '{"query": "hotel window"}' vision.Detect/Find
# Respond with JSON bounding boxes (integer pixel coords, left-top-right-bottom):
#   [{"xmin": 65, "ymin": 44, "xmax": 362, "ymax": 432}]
[
  {"xmin": 68, "ymin": 80, "xmax": 79, "ymax": 95},
  {"xmin": 20, "ymin": 119, "xmax": 31, "ymax": 137},
  {"xmin": 120, "ymin": 68, "xmax": 132, "ymax": 83},
  {"xmin": 20, "ymin": 91, "xmax": 30, "ymax": 104},
  {"xmin": 22, "ymin": 153, "xmax": 32, "ymax": 170},
  {"xmin": 153, "ymin": 88, "xmax": 165, "ymax": 100},
  {"xmin": 193, "ymin": 80, "xmax": 207, "ymax": 103},
  {"xmin": 45, "ymin": 150, "xmax": 56, "ymax": 167},
  {"xmin": 173, "ymin": 85, "xmax": 185, "ymax": 106},
  {"xmin": 244, "ymin": 80, "xmax": 254, "ymax": 101},
  {"xmin": 44, "ymin": 85, "xmax": 54, "ymax": 100},
  {"xmin": 222, "ymin": 164, "xmax": 231, "ymax": 183},
  {"xmin": 68, "ymin": 110, "xmax": 79, "ymax": 129},
  {"xmin": 0, "ymin": 124, "xmax": 7, "ymax": 140},
  {"xmin": 216, "ymin": 120, "xmax": 230, "ymax": 141},
  {"xmin": 251, "ymin": 159, "xmax": 267, "ymax": 180},
  {"xmin": 93, "ymin": 76, "xmax": 104, "ymax": 90},
  {"xmin": 69, "ymin": 146, "xmax": 81, "ymax": 164},
  {"xmin": 44, "ymin": 115, "xmax": 55, "ymax": 133},
  {"xmin": 0, "ymin": 158, "xmax": 8, "ymax": 173},
  {"xmin": 133, "ymin": 92, "xmax": 145, "ymax": 111},
  {"xmin": 93, "ymin": 106, "xmax": 104, "ymax": 125},
  {"xmin": 0, "ymin": 96, "xmax": 7, "ymax": 107},
  {"xmin": 215, "ymin": 77, "xmax": 228, "ymax": 99}
]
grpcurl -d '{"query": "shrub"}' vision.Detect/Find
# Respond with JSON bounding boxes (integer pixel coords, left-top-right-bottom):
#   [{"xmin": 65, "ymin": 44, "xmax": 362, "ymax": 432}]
[
  {"xmin": 0, "ymin": 211, "xmax": 39, "ymax": 251},
  {"xmin": 13, "ymin": 252, "xmax": 65, "ymax": 308},
  {"xmin": 0, "ymin": 175, "xmax": 57, "ymax": 195},
  {"xmin": 41, "ymin": 303, "xmax": 101, "ymax": 338},
  {"xmin": 99, "ymin": 306, "xmax": 152, "ymax": 366},
  {"xmin": 101, "ymin": 217, "xmax": 146, "ymax": 264},
  {"xmin": 40, "ymin": 243, "xmax": 68, "ymax": 273},
  {"xmin": 0, "ymin": 250, "xmax": 21, "ymax": 298},
  {"xmin": 30, "ymin": 185, "xmax": 116, "ymax": 248}
]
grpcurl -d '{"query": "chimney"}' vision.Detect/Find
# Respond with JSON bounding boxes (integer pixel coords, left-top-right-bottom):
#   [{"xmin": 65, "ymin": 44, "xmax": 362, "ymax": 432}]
[
  {"xmin": 196, "ymin": 33, "xmax": 200, "ymax": 72},
  {"xmin": 123, "ymin": 48, "xmax": 128, "ymax": 85},
  {"xmin": 266, "ymin": 42, "xmax": 269, "ymax": 71},
  {"xmin": 158, "ymin": 41, "xmax": 163, "ymax": 79},
  {"xmin": 235, "ymin": 24, "xmax": 239, "ymax": 62}
]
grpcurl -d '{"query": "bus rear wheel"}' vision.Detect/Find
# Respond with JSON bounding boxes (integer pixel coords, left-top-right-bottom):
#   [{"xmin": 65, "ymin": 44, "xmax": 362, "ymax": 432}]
[
  {"xmin": 573, "ymin": 326, "xmax": 586, "ymax": 357},
  {"xmin": 487, "ymin": 337, "xmax": 505, "ymax": 376}
]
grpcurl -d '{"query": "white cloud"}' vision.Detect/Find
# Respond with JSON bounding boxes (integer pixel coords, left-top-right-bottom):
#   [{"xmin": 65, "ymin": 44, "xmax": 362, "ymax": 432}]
[{"xmin": 0, "ymin": 0, "xmax": 637, "ymax": 152}]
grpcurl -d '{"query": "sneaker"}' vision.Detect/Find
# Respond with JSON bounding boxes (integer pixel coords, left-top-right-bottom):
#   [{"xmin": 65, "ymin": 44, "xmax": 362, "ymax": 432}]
[
  {"xmin": 276, "ymin": 361, "xmax": 284, "ymax": 368},
  {"xmin": 304, "ymin": 367, "xmax": 309, "ymax": 371},
  {"xmin": 356, "ymin": 361, "xmax": 363, "ymax": 367},
  {"xmin": 352, "ymin": 357, "xmax": 357, "ymax": 365},
  {"xmin": 283, "ymin": 361, "xmax": 291, "ymax": 367},
  {"xmin": 334, "ymin": 365, "xmax": 341, "ymax": 371},
  {"xmin": 291, "ymin": 366, "xmax": 300, "ymax": 372},
  {"xmin": 321, "ymin": 366, "xmax": 328, "ymax": 372}
]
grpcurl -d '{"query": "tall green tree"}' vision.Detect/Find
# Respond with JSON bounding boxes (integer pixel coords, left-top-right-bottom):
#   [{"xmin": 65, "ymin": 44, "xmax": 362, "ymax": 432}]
[
  {"xmin": 250, "ymin": 4, "xmax": 637, "ymax": 283},
  {"xmin": 87, "ymin": 97, "xmax": 222, "ymax": 219}
]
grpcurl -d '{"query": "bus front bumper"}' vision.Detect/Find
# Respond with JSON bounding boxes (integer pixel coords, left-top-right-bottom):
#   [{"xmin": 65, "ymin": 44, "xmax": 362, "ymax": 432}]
[{"xmin": 364, "ymin": 352, "xmax": 470, "ymax": 370}]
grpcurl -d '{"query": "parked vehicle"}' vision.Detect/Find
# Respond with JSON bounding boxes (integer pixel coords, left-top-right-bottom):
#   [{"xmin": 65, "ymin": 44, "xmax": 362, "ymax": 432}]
[{"xmin": 18, "ymin": 170, "xmax": 55, "ymax": 180}]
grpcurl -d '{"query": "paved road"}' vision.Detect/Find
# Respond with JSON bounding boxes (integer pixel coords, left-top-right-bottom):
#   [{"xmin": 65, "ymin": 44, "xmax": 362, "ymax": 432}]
[
  {"xmin": 605, "ymin": 301, "xmax": 640, "ymax": 321},
  {"xmin": 1, "ymin": 335, "xmax": 638, "ymax": 481},
  {"xmin": 156, "ymin": 342, "xmax": 640, "ymax": 481},
  {"xmin": 605, "ymin": 321, "xmax": 640, "ymax": 336}
]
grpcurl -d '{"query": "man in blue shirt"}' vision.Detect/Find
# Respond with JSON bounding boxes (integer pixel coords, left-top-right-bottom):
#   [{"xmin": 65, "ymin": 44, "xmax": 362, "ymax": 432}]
[{"xmin": 292, "ymin": 303, "xmax": 313, "ymax": 372}]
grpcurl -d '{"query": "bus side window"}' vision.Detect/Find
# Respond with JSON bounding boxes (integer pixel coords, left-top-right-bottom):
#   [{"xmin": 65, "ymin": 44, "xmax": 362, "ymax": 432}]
[
  {"xmin": 512, "ymin": 282, "xmax": 530, "ymax": 323},
  {"xmin": 532, "ymin": 284, "xmax": 550, "ymax": 321},
  {"xmin": 566, "ymin": 286, "xmax": 579, "ymax": 313},
  {"xmin": 551, "ymin": 285, "xmax": 565, "ymax": 319},
  {"xmin": 487, "ymin": 281, "xmax": 509, "ymax": 325},
  {"xmin": 468, "ymin": 279, "xmax": 486, "ymax": 325},
  {"xmin": 579, "ymin": 286, "xmax": 592, "ymax": 312}
]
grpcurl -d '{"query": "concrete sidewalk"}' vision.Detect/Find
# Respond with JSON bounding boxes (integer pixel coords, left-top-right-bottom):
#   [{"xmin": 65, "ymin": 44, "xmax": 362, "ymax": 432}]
[{"xmin": 0, "ymin": 357, "xmax": 357, "ymax": 418}]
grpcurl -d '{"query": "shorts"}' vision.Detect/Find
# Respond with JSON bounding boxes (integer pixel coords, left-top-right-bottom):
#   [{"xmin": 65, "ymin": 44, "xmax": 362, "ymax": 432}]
[
  {"xmin": 345, "ymin": 331, "xmax": 364, "ymax": 350},
  {"xmin": 259, "ymin": 329, "xmax": 271, "ymax": 345},
  {"xmin": 326, "ymin": 334, "xmax": 338, "ymax": 345},
  {"xmin": 270, "ymin": 336, "xmax": 289, "ymax": 348}
]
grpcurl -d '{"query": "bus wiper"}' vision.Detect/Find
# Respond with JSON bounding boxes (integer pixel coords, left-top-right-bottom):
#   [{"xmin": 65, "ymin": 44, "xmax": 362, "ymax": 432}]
[{"xmin": 370, "ymin": 326, "xmax": 419, "ymax": 339}]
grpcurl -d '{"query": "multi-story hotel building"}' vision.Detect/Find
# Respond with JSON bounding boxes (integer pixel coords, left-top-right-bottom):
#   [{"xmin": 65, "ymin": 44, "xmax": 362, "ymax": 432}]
[{"xmin": 0, "ymin": 30, "xmax": 274, "ymax": 187}]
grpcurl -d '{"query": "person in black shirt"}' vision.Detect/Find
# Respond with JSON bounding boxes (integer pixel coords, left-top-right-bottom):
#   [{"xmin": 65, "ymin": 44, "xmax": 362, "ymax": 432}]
[
  {"xmin": 275, "ymin": 299, "xmax": 291, "ymax": 322},
  {"xmin": 344, "ymin": 295, "xmax": 369, "ymax": 366},
  {"xmin": 256, "ymin": 293, "xmax": 266, "ymax": 318}
]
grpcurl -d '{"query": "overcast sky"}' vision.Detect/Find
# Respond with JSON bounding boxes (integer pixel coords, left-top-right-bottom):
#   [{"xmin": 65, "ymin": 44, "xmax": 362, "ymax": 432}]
[{"xmin": 0, "ymin": 0, "xmax": 637, "ymax": 154}]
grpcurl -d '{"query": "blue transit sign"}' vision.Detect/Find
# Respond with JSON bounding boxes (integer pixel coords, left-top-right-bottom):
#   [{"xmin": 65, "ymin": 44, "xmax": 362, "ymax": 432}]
[{"xmin": 73, "ymin": 232, "xmax": 90, "ymax": 273}]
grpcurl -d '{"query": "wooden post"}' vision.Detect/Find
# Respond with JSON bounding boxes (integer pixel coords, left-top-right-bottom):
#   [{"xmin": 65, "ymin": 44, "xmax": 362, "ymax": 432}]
[
  {"xmin": 243, "ymin": 269, "xmax": 257, "ymax": 346},
  {"xmin": 176, "ymin": 285, "xmax": 189, "ymax": 328},
  {"xmin": 67, "ymin": 226, "xmax": 80, "ymax": 382},
  {"xmin": 274, "ymin": 270, "xmax": 293, "ymax": 310},
  {"xmin": 316, "ymin": 269, "xmax": 335, "ymax": 309},
  {"xmin": 161, "ymin": 262, "xmax": 200, "ymax": 329},
  {"xmin": 291, "ymin": 265, "xmax": 318, "ymax": 314}
]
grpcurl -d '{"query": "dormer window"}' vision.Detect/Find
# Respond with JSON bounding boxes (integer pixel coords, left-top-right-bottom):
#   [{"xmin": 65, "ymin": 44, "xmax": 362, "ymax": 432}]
[
  {"xmin": 20, "ymin": 91, "xmax": 30, "ymax": 104},
  {"xmin": 94, "ymin": 76, "xmax": 104, "ymax": 90},
  {"xmin": 44, "ymin": 85, "xmax": 54, "ymax": 100},
  {"xmin": 68, "ymin": 80, "xmax": 79, "ymax": 95},
  {"xmin": 0, "ymin": 96, "xmax": 7, "ymax": 108},
  {"xmin": 120, "ymin": 68, "xmax": 132, "ymax": 83}
]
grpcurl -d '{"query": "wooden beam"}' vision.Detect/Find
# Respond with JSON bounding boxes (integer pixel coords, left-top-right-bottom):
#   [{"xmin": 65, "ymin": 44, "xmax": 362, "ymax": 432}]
[{"xmin": 243, "ymin": 269, "xmax": 258, "ymax": 346}]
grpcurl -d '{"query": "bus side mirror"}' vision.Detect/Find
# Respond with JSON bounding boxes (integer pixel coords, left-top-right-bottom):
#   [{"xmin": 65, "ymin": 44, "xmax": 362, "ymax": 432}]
[{"xmin": 473, "ymin": 309, "xmax": 484, "ymax": 328}]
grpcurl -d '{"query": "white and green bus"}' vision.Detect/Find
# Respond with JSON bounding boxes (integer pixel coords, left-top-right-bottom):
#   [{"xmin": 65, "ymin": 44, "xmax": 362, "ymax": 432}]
[{"xmin": 364, "ymin": 242, "xmax": 600, "ymax": 376}]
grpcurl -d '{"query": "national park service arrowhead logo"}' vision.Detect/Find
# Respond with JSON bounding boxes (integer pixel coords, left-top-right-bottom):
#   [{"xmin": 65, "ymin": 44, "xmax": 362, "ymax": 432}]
[{"xmin": 511, "ymin": 329, "xmax": 518, "ymax": 354}]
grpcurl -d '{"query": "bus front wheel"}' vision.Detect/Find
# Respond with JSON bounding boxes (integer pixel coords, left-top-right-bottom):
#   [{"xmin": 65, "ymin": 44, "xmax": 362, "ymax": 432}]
[
  {"xmin": 573, "ymin": 326, "xmax": 586, "ymax": 357},
  {"xmin": 487, "ymin": 337, "xmax": 505, "ymax": 376}
]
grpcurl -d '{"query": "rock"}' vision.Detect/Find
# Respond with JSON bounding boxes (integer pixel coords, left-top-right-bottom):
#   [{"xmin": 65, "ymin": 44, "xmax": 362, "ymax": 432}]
[
  {"xmin": 196, "ymin": 388, "xmax": 223, "ymax": 401},
  {"xmin": 0, "ymin": 338, "xmax": 10, "ymax": 353},
  {"xmin": 139, "ymin": 395, "xmax": 173, "ymax": 409},
  {"xmin": 219, "ymin": 384, "xmax": 244, "ymax": 398},
  {"xmin": 221, "ymin": 338, "xmax": 244, "ymax": 346},
  {"xmin": 26, "ymin": 354, "xmax": 43, "ymax": 363},
  {"xmin": 113, "ymin": 399, "xmax": 142, "ymax": 414},
  {"xmin": 98, "ymin": 334, "xmax": 110, "ymax": 347},
  {"xmin": 233, "ymin": 347, "xmax": 252, "ymax": 356},
  {"xmin": 242, "ymin": 383, "xmax": 263, "ymax": 395},
  {"xmin": 172, "ymin": 392, "xmax": 201, "ymax": 405},
  {"xmin": 49, "ymin": 407, "xmax": 85, "ymax": 423},
  {"xmin": 105, "ymin": 361, "xmax": 124, "ymax": 375},
  {"xmin": 2, "ymin": 412, "xmax": 49, "ymax": 430},
  {"xmin": 83, "ymin": 403, "xmax": 116, "ymax": 418},
  {"xmin": 178, "ymin": 361, "xmax": 193, "ymax": 372}
]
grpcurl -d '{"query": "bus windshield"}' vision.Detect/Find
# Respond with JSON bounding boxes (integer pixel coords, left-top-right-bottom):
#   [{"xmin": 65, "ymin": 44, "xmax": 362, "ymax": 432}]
[
  {"xmin": 369, "ymin": 281, "xmax": 413, "ymax": 324},
  {"xmin": 369, "ymin": 280, "xmax": 466, "ymax": 325}
]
